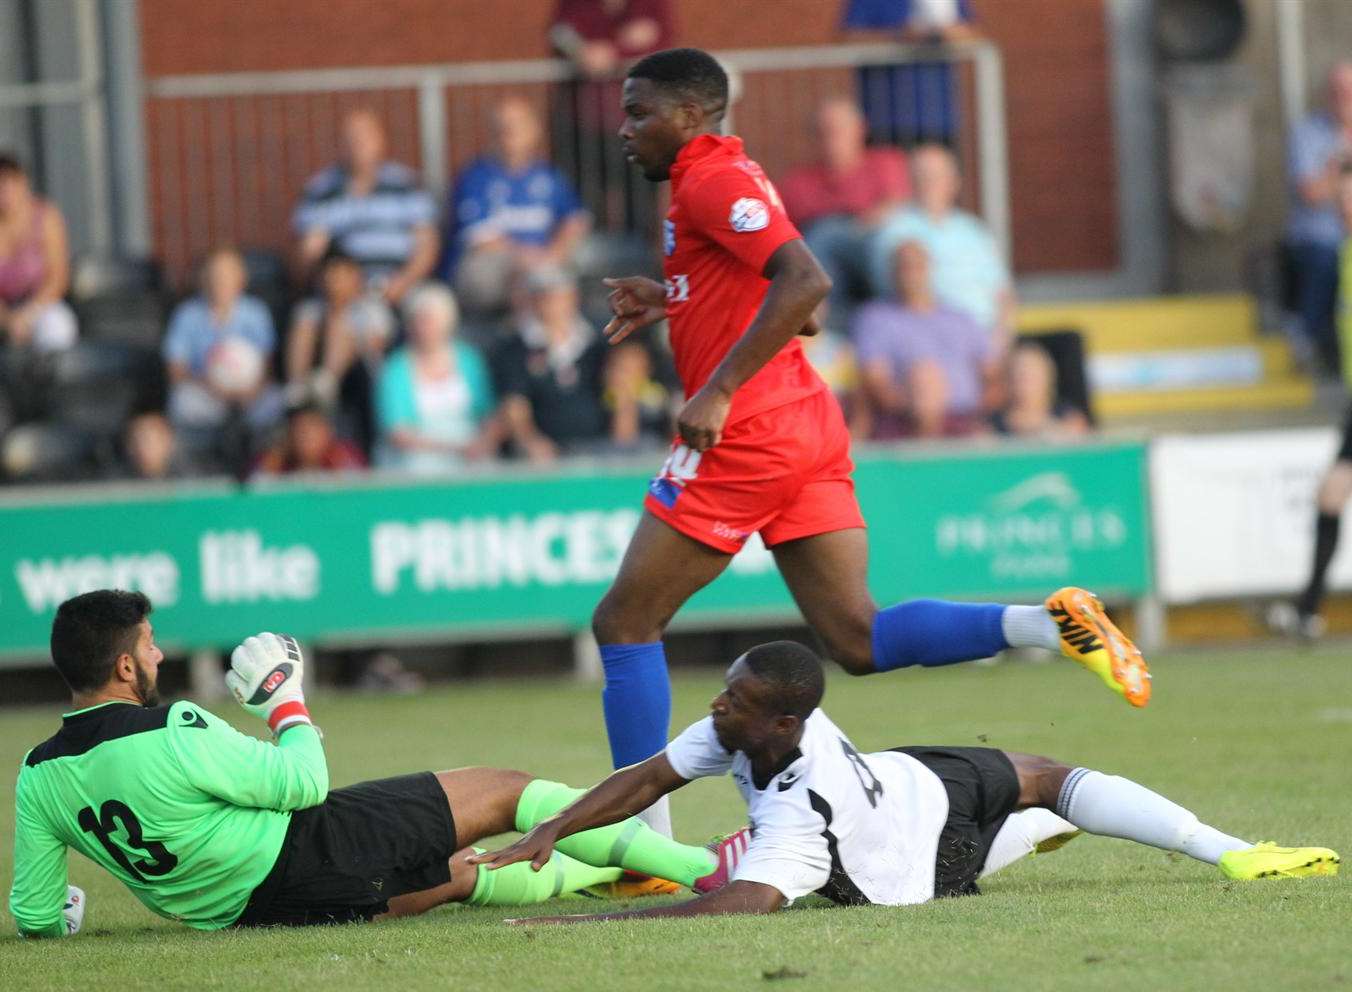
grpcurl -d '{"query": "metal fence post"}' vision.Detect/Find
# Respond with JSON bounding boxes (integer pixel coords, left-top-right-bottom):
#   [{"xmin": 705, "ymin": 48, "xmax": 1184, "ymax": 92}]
[
  {"xmin": 973, "ymin": 43, "xmax": 1010, "ymax": 265},
  {"xmin": 572, "ymin": 629, "xmax": 602, "ymax": 682},
  {"xmin": 417, "ymin": 77, "xmax": 447, "ymax": 199}
]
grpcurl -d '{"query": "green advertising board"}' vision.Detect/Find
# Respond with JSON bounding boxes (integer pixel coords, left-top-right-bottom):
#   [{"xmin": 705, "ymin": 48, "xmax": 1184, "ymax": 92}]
[{"xmin": 0, "ymin": 442, "xmax": 1151, "ymax": 662}]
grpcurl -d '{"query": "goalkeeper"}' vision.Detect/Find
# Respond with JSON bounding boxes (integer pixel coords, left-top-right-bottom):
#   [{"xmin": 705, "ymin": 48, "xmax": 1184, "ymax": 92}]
[{"xmin": 9, "ymin": 590, "xmax": 723, "ymax": 935}]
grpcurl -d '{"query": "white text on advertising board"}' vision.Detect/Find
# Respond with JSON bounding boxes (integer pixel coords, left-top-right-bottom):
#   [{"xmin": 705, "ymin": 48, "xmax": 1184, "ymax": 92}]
[
  {"xmin": 372, "ymin": 511, "xmax": 773, "ymax": 594},
  {"xmin": 934, "ymin": 472, "xmax": 1127, "ymax": 581},
  {"xmin": 15, "ymin": 552, "xmax": 180, "ymax": 612}
]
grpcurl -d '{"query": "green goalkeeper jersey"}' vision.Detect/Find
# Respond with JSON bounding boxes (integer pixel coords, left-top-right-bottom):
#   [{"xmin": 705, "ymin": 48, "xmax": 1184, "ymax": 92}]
[{"xmin": 9, "ymin": 699, "xmax": 328, "ymax": 935}]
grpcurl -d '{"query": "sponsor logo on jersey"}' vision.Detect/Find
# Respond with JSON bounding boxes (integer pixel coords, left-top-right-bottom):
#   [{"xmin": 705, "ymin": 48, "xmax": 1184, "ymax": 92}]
[
  {"xmin": 649, "ymin": 443, "xmax": 702, "ymax": 508},
  {"xmin": 729, "ymin": 197, "xmax": 769, "ymax": 233},
  {"xmin": 712, "ymin": 521, "xmax": 747, "ymax": 542},
  {"xmin": 663, "ymin": 219, "xmax": 676, "ymax": 255}
]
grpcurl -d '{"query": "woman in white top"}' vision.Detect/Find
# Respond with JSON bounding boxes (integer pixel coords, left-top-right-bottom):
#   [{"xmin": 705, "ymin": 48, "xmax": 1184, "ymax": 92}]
[{"xmin": 374, "ymin": 283, "xmax": 499, "ymax": 474}]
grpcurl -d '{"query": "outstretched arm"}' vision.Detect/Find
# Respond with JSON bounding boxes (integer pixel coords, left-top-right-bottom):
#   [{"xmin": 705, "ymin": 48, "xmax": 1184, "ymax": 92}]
[
  {"xmin": 470, "ymin": 752, "xmax": 687, "ymax": 872},
  {"xmin": 507, "ymin": 879, "xmax": 785, "ymax": 925},
  {"xmin": 677, "ymin": 240, "xmax": 830, "ymax": 451}
]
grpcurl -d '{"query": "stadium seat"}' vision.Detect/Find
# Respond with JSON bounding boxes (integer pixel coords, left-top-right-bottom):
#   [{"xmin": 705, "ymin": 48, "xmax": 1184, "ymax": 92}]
[
  {"xmin": 0, "ymin": 421, "xmax": 98, "ymax": 483},
  {"xmin": 240, "ymin": 247, "xmax": 293, "ymax": 331},
  {"xmin": 574, "ymin": 232, "xmax": 661, "ymax": 331},
  {"xmin": 241, "ymin": 248, "xmax": 287, "ymax": 291},
  {"xmin": 1017, "ymin": 294, "xmax": 1313, "ymax": 421},
  {"xmin": 0, "ymin": 347, "xmax": 47, "ymax": 423},
  {"xmin": 74, "ymin": 294, "xmax": 166, "ymax": 347},
  {"xmin": 70, "ymin": 254, "xmax": 164, "ymax": 302},
  {"xmin": 1016, "ymin": 329, "xmax": 1096, "ymax": 425},
  {"xmin": 49, "ymin": 340, "xmax": 160, "ymax": 385},
  {"xmin": 44, "ymin": 342, "xmax": 165, "ymax": 436}
]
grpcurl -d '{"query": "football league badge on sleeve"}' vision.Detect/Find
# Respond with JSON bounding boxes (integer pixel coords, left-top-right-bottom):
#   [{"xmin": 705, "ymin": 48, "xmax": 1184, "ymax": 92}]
[
  {"xmin": 729, "ymin": 197, "xmax": 769, "ymax": 232},
  {"xmin": 664, "ymin": 219, "xmax": 676, "ymax": 255}
]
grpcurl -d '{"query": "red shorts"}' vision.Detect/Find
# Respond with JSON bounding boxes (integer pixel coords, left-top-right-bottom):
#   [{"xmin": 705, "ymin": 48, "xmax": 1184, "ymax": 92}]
[{"xmin": 644, "ymin": 388, "xmax": 866, "ymax": 554}]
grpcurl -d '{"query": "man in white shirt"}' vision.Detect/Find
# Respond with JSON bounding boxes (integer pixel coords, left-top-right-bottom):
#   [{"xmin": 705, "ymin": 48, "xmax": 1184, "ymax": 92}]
[{"xmin": 473, "ymin": 641, "xmax": 1339, "ymax": 920}]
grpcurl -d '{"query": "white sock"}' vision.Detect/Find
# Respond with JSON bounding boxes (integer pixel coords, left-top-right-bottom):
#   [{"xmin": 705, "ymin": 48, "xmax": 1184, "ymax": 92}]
[
  {"xmin": 636, "ymin": 795, "xmax": 673, "ymax": 838},
  {"xmin": 1057, "ymin": 768, "xmax": 1251, "ymax": 865},
  {"xmin": 978, "ymin": 807, "xmax": 1078, "ymax": 879},
  {"xmin": 1001, "ymin": 605, "xmax": 1062, "ymax": 651}
]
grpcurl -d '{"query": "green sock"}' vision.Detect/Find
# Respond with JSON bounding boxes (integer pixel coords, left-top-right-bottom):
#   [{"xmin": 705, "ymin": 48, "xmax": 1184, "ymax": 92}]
[
  {"xmin": 515, "ymin": 779, "xmax": 717, "ymax": 886},
  {"xmin": 465, "ymin": 847, "xmax": 622, "ymax": 906}
]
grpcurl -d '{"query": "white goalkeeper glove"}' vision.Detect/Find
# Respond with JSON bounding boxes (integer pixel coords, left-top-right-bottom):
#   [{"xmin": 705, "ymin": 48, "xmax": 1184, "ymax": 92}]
[
  {"xmin": 226, "ymin": 632, "xmax": 312, "ymax": 735},
  {"xmin": 63, "ymin": 885, "xmax": 85, "ymax": 936}
]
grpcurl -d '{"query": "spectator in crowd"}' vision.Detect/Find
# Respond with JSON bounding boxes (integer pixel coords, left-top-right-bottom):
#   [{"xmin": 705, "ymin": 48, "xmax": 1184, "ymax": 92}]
[
  {"xmin": 252, "ymin": 398, "xmax": 367, "ymax": 477},
  {"xmin": 118, "ymin": 411, "xmax": 204, "ymax": 480},
  {"xmin": 548, "ymin": 0, "xmax": 673, "ymax": 233},
  {"xmin": 292, "ymin": 108, "xmax": 439, "ymax": 305},
  {"xmin": 443, "ymin": 96, "xmax": 591, "ymax": 315},
  {"xmin": 550, "ymin": 0, "xmax": 672, "ymax": 81},
  {"xmin": 870, "ymin": 143, "xmax": 1013, "ymax": 350},
  {"xmin": 603, "ymin": 341, "xmax": 673, "ymax": 452},
  {"xmin": 852, "ymin": 240, "xmax": 993, "ymax": 439},
  {"xmin": 990, "ymin": 341, "xmax": 1089, "ymax": 439},
  {"xmin": 374, "ymin": 283, "xmax": 498, "ymax": 474},
  {"xmin": 163, "ymin": 247, "xmax": 283, "ymax": 447},
  {"xmin": 841, "ymin": 0, "xmax": 979, "ymax": 147},
  {"xmin": 493, "ymin": 265, "xmax": 611, "ymax": 461},
  {"xmin": 285, "ymin": 249, "xmax": 394, "ymax": 451},
  {"xmin": 0, "ymin": 153, "xmax": 77, "ymax": 352},
  {"xmin": 1266, "ymin": 163, "xmax": 1352, "ymax": 642},
  {"xmin": 779, "ymin": 98, "xmax": 911, "ymax": 332},
  {"xmin": 1285, "ymin": 61, "xmax": 1352, "ymax": 372}
]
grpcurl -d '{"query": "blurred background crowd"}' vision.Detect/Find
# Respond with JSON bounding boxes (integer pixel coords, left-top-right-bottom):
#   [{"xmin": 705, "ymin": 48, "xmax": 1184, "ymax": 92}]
[{"xmin": 0, "ymin": 0, "xmax": 1134, "ymax": 489}]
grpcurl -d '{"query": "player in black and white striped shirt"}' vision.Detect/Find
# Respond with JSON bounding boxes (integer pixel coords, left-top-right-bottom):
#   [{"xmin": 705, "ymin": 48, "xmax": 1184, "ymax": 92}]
[{"xmin": 473, "ymin": 641, "xmax": 1338, "ymax": 920}]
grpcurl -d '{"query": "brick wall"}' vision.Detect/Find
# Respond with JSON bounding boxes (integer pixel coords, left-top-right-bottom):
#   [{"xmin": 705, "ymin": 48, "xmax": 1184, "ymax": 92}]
[{"xmin": 139, "ymin": 0, "xmax": 1118, "ymax": 277}]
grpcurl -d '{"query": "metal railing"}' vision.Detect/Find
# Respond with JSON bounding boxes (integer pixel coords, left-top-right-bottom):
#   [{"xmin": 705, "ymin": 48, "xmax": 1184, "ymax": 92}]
[
  {"xmin": 0, "ymin": 0, "xmax": 113, "ymax": 253},
  {"xmin": 142, "ymin": 41, "xmax": 1008, "ymax": 282}
]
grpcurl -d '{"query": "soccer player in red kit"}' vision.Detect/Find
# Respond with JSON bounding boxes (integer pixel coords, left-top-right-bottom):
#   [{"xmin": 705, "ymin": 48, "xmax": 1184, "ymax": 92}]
[{"xmin": 592, "ymin": 49, "xmax": 1150, "ymax": 836}]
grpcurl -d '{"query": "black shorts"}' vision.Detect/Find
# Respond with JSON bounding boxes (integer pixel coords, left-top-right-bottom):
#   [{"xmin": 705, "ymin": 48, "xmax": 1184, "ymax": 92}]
[
  {"xmin": 1338, "ymin": 404, "xmax": 1352, "ymax": 463},
  {"xmin": 235, "ymin": 772, "xmax": 458, "ymax": 927},
  {"xmin": 893, "ymin": 746, "xmax": 1021, "ymax": 899}
]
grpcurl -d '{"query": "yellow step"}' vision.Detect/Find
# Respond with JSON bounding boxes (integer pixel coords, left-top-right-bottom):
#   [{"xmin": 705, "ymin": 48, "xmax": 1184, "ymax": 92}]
[
  {"xmin": 1259, "ymin": 338, "xmax": 1295, "ymax": 377},
  {"xmin": 1095, "ymin": 377, "xmax": 1314, "ymax": 419},
  {"xmin": 1019, "ymin": 294, "xmax": 1257, "ymax": 354}
]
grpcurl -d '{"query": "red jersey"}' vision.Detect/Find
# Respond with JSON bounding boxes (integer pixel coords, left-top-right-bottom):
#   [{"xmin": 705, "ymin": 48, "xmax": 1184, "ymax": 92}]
[{"xmin": 664, "ymin": 134, "xmax": 827, "ymax": 425}]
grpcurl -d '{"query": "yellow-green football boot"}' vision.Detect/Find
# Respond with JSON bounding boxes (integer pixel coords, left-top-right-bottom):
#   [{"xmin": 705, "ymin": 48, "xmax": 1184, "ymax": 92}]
[{"xmin": 1218, "ymin": 842, "xmax": 1340, "ymax": 880}]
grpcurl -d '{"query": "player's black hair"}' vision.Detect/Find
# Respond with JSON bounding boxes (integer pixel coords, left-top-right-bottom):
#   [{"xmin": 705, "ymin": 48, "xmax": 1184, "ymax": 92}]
[
  {"xmin": 0, "ymin": 152, "xmax": 25, "ymax": 176},
  {"xmin": 50, "ymin": 590, "xmax": 152, "ymax": 694},
  {"xmin": 741, "ymin": 640, "xmax": 825, "ymax": 721},
  {"xmin": 626, "ymin": 47, "xmax": 729, "ymax": 119}
]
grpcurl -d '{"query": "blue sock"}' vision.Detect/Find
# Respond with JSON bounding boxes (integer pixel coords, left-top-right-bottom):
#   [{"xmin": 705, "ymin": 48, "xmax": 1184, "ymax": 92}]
[
  {"xmin": 599, "ymin": 642, "xmax": 671, "ymax": 768},
  {"xmin": 870, "ymin": 600, "xmax": 1010, "ymax": 672}
]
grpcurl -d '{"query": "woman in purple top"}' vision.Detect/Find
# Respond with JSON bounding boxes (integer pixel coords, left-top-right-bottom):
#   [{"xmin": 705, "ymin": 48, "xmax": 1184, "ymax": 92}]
[
  {"xmin": 850, "ymin": 240, "xmax": 995, "ymax": 439},
  {"xmin": 0, "ymin": 154, "xmax": 77, "ymax": 352}
]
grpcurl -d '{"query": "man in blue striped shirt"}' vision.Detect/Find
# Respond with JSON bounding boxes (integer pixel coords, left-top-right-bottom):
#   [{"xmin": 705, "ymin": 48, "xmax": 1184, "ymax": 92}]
[{"xmin": 292, "ymin": 108, "xmax": 440, "ymax": 306}]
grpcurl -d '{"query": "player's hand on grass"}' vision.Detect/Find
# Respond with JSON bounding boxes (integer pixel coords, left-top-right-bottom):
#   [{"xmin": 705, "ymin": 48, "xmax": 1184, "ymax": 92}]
[
  {"xmin": 603, "ymin": 276, "xmax": 666, "ymax": 344},
  {"xmin": 467, "ymin": 821, "xmax": 562, "ymax": 873},
  {"xmin": 226, "ymin": 633, "xmax": 312, "ymax": 735},
  {"xmin": 62, "ymin": 885, "xmax": 85, "ymax": 936},
  {"xmin": 678, "ymin": 383, "xmax": 732, "ymax": 452}
]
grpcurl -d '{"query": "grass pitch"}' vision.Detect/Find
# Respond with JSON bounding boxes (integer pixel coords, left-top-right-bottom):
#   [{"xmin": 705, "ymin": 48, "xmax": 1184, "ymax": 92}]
[{"xmin": 0, "ymin": 646, "xmax": 1347, "ymax": 991}]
